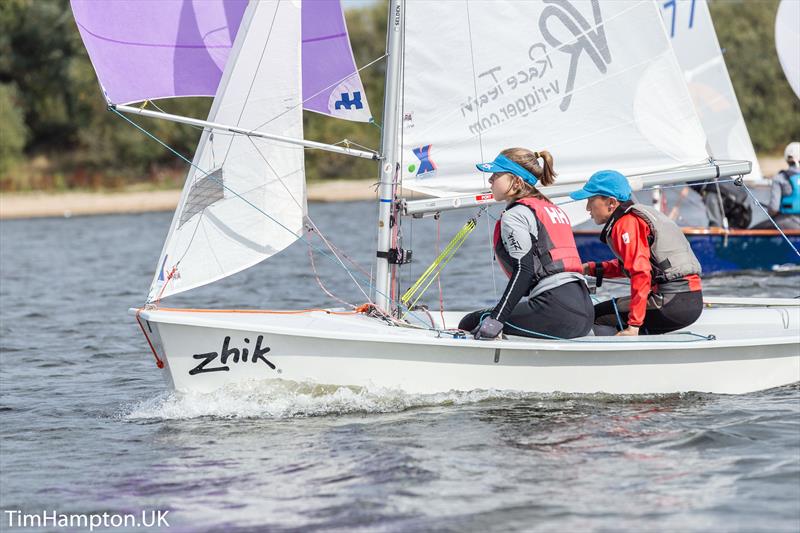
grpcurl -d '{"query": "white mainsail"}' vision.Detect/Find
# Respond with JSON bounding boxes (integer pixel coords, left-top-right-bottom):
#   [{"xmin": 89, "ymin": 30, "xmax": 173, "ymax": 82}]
[
  {"xmin": 660, "ymin": 0, "xmax": 763, "ymax": 181},
  {"xmin": 775, "ymin": 0, "xmax": 800, "ymax": 101},
  {"xmin": 399, "ymin": 0, "xmax": 709, "ymax": 198},
  {"xmin": 147, "ymin": 1, "xmax": 305, "ymax": 303}
]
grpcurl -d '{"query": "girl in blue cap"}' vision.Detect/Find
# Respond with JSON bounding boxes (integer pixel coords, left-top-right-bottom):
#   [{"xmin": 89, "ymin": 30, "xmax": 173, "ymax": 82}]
[
  {"xmin": 459, "ymin": 148, "xmax": 594, "ymax": 340},
  {"xmin": 569, "ymin": 170, "xmax": 703, "ymax": 336}
]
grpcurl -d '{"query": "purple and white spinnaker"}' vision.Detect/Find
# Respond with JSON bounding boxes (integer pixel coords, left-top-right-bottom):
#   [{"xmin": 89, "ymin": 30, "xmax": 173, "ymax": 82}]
[{"xmin": 71, "ymin": 0, "xmax": 371, "ymax": 121}]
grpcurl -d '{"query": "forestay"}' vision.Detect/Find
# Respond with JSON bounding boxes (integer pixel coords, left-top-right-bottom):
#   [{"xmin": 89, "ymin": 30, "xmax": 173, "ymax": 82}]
[
  {"xmin": 659, "ymin": 0, "xmax": 762, "ymax": 181},
  {"xmin": 400, "ymin": 0, "xmax": 708, "ymax": 198},
  {"xmin": 70, "ymin": 0, "xmax": 371, "ymax": 121},
  {"xmin": 147, "ymin": 1, "xmax": 305, "ymax": 303}
]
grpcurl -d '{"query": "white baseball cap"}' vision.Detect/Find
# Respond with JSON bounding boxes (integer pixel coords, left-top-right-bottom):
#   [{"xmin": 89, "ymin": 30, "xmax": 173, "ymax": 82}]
[{"xmin": 785, "ymin": 142, "xmax": 800, "ymax": 162}]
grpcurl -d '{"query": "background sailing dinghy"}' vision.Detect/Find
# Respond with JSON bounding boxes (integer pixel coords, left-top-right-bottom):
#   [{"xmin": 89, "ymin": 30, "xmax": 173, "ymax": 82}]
[
  {"xmin": 575, "ymin": 226, "xmax": 800, "ymax": 275},
  {"xmin": 72, "ymin": 0, "xmax": 800, "ymax": 396},
  {"xmin": 572, "ymin": 0, "xmax": 800, "ymax": 274}
]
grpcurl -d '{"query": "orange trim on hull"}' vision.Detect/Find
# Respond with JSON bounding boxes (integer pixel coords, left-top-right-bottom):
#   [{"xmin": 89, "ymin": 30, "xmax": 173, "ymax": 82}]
[{"xmin": 150, "ymin": 306, "xmax": 370, "ymax": 316}]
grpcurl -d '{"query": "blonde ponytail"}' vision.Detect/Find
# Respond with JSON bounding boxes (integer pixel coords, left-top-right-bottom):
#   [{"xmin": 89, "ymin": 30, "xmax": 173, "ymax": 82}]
[
  {"xmin": 499, "ymin": 147, "xmax": 558, "ymax": 201},
  {"xmin": 537, "ymin": 150, "xmax": 556, "ymax": 187}
]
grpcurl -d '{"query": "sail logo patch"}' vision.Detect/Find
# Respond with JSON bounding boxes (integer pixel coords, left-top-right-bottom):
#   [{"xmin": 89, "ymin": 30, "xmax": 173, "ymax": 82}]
[
  {"xmin": 189, "ymin": 335, "xmax": 274, "ymax": 376},
  {"xmin": 334, "ymin": 91, "xmax": 364, "ymax": 110},
  {"xmin": 539, "ymin": 0, "xmax": 612, "ymax": 112},
  {"xmin": 411, "ymin": 145, "xmax": 437, "ymax": 177}
]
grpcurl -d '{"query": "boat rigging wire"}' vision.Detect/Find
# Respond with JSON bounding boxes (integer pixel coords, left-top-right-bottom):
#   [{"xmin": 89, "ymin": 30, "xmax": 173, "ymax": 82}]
[
  {"xmin": 305, "ymin": 218, "xmax": 373, "ymax": 305},
  {"xmin": 742, "ymin": 183, "xmax": 800, "ymax": 259},
  {"xmin": 252, "ymin": 53, "xmax": 388, "ymax": 131},
  {"xmin": 400, "ymin": 208, "xmax": 486, "ymax": 315},
  {"xmin": 464, "ymin": 0, "xmax": 498, "ymax": 300},
  {"xmin": 111, "ymin": 108, "xmax": 445, "ymax": 332},
  {"xmin": 435, "ymin": 215, "xmax": 446, "ymax": 327},
  {"xmin": 307, "ymin": 242, "xmax": 358, "ymax": 308}
]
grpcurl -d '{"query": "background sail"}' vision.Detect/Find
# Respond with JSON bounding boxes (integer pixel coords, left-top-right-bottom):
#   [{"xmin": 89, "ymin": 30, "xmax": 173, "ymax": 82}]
[
  {"xmin": 147, "ymin": 1, "xmax": 305, "ymax": 302},
  {"xmin": 70, "ymin": 0, "xmax": 247, "ymax": 104},
  {"xmin": 660, "ymin": 0, "xmax": 763, "ymax": 181},
  {"xmin": 400, "ymin": 0, "xmax": 708, "ymax": 198},
  {"xmin": 71, "ymin": 0, "xmax": 370, "ymax": 121},
  {"xmin": 775, "ymin": 0, "xmax": 800, "ymax": 101},
  {"xmin": 303, "ymin": 0, "xmax": 372, "ymax": 121}
]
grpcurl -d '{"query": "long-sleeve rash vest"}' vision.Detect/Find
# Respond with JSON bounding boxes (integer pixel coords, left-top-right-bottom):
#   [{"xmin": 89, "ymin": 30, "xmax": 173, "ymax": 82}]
[
  {"xmin": 490, "ymin": 204, "xmax": 583, "ymax": 324},
  {"xmin": 587, "ymin": 214, "xmax": 700, "ymax": 327}
]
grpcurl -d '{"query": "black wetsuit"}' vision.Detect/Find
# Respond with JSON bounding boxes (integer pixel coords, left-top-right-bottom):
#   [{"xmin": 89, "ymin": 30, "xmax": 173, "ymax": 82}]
[{"xmin": 458, "ymin": 203, "xmax": 594, "ymax": 339}]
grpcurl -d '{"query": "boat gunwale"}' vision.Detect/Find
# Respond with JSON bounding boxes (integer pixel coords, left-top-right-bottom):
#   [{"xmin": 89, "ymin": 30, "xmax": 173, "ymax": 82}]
[{"xmin": 130, "ymin": 307, "xmax": 800, "ymax": 353}]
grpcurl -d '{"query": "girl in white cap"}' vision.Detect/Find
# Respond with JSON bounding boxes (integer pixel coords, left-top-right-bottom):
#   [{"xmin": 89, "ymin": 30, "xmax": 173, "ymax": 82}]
[{"xmin": 754, "ymin": 142, "xmax": 800, "ymax": 229}]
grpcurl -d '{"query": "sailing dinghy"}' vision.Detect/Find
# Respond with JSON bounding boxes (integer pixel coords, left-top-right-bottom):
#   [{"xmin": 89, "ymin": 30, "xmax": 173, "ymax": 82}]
[{"xmin": 72, "ymin": 0, "xmax": 800, "ymax": 395}]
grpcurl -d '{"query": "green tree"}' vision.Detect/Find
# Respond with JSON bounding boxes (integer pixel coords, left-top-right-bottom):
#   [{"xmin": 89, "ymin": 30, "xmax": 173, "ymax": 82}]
[
  {"xmin": 0, "ymin": 83, "xmax": 29, "ymax": 177},
  {"xmin": 303, "ymin": 1, "xmax": 387, "ymax": 181},
  {"xmin": 709, "ymin": 0, "xmax": 800, "ymax": 153}
]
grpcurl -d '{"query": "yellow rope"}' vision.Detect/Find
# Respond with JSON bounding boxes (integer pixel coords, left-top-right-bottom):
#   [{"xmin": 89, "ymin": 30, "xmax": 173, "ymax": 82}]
[{"xmin": 400, "ymin": 217, "xmax": 479, "ymax": 315}]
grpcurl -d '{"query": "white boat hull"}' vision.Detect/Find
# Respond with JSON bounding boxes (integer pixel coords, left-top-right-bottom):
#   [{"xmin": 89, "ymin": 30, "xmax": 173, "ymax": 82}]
[{"xmin": 133, "ymin": 300, "xmax": 800, "ymax": 395}]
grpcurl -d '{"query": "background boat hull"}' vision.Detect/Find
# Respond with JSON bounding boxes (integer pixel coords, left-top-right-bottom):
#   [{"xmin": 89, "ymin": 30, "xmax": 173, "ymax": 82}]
[{"xmin": 575, "ymin": 228, "xmax": 800, "ymax": 274}]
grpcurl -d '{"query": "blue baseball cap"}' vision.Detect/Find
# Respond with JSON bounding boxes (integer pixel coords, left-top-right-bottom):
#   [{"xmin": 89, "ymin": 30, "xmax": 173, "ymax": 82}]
[
  {"xmin": 568, "ymin": 170, "xmax": 632, "ymax": 201},
  {"xmin": 476, "ymin": 154, "xmax": 538, "ymax": 186}
]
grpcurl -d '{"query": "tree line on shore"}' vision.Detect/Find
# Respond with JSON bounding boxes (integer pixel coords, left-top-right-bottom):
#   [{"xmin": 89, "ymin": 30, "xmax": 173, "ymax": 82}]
[{"xmin": 0, "ymin": 0, "xmax": 797, "ymax": 192}]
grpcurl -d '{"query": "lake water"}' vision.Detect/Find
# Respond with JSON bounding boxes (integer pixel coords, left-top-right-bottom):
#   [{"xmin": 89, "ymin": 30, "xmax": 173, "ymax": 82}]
[{"xmin": 1, "ymin": 202, "xmax": 799, "ymax": 532}]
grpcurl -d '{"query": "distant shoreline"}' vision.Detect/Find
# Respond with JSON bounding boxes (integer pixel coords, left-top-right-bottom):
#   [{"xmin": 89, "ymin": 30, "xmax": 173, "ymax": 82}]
[
  {"xmin": 0, "ymin": 179, "xmax": 379, "ymax": 220},
  {"xmin": 0, "ymin": 156, "xmax": 788, "ymax": 220}
]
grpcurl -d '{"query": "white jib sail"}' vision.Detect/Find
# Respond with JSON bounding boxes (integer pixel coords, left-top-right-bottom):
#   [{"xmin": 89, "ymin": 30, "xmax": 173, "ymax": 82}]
[
  {"xmin": 660, "ymin": 0, "xmax": 763, "ymax": 182},
  {"xmin": 147, "ymin": 0, "xmax": 305, "ymax": 303},
  {"xmin": 400, "ymin": 0, "xmax": 709, "ymax": 198}
]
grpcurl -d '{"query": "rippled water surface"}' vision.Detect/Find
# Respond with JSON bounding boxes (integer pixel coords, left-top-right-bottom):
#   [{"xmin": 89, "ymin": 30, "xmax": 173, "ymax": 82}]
[{"xmin": 1, "ymin": 203, "xmax": 799, "ymax": 532}]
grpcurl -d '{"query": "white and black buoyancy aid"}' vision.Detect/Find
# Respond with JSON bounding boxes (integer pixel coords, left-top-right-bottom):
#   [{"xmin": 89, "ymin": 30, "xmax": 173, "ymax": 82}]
[
  {"xmin": 601, "ymin": 202, "xmax": 701, "ymax": 287},
  {"xmin": 493, "ymin": 197, "xmax": 583, "ymax": 282}
]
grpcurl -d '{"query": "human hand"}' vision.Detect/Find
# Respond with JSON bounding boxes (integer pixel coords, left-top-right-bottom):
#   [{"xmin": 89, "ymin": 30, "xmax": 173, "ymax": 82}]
[
  {"xmin": 615, "ymin": 326, "xmax": 640, "ymax": 337},
  {"xmin": 582, "ymin": 262, "xmax": 591, "ymax": 275},
  {"xmin": 473, "ymin": 317, "xmax": 504, "ymax": 340}
]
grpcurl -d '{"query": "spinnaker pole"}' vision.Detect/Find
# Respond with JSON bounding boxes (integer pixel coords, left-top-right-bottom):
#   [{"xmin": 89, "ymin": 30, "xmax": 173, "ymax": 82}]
[
  {"xmin": 373, "ymin": 0, "xmax": 404, "ymax": 312},
  {"xmin": 112, "ymin": 104, "xmax": 378, "ymax": 160}
]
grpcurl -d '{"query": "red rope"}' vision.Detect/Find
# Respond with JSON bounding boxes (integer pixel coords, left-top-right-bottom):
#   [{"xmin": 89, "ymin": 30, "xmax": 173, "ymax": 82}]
[
  {"xmin": 154, "ymin": 266, "xmax": 177, "ymax": 306},
  {"xmin": 135, "ymin": 308, "xmax": 164, "ymax": 369},
  {"xmin": 308, "ymin": 241, "xmax": 354, "ymax": 308},
  {"xmin": 436, "ymin": 216, "xmax": 446, "ymax": 328}
]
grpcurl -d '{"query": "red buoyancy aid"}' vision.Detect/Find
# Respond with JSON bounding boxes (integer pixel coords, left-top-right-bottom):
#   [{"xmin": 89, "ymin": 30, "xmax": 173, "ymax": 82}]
[{"xmin": 493, "ymin": 196, "xmax": 583, "ymax": 280}]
